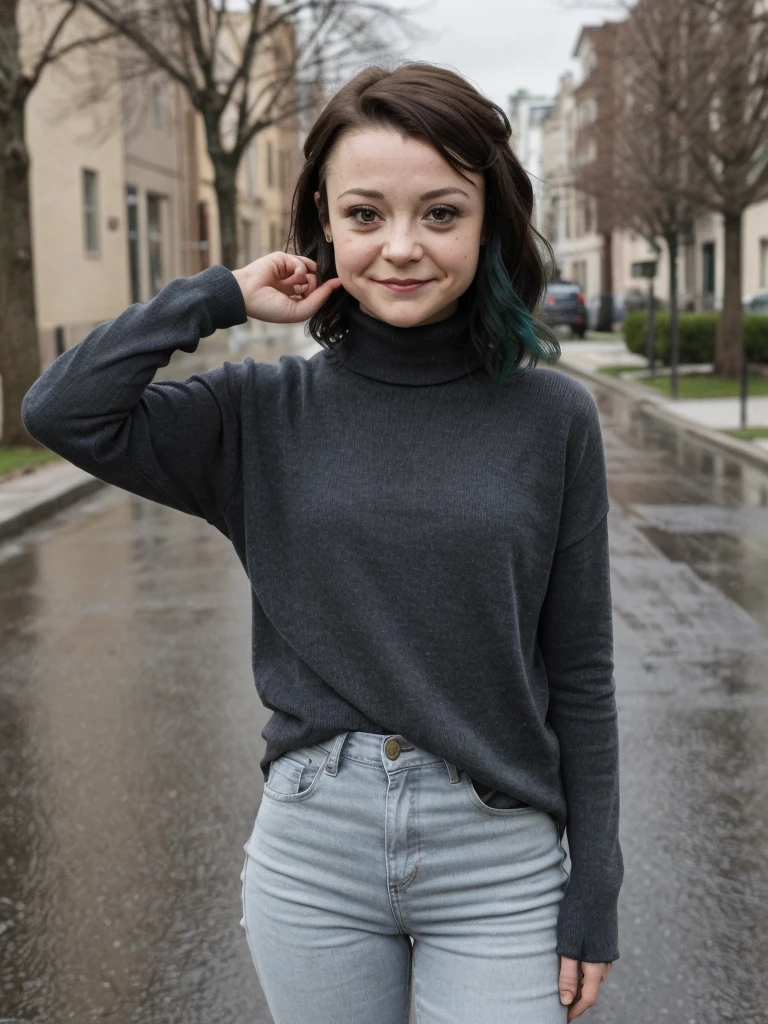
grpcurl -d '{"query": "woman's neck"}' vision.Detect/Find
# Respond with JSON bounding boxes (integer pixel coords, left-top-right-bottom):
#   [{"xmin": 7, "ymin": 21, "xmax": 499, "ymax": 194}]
[{"xmin": 331, "ymin": 299, "xmax": 486, "ymax": 386}]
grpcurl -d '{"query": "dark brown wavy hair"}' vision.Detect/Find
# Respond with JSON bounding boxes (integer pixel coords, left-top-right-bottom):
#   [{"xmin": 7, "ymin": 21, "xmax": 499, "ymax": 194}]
[{"xmin": 286, "ymin": 61, "xmax": 560, "ymax": 383}]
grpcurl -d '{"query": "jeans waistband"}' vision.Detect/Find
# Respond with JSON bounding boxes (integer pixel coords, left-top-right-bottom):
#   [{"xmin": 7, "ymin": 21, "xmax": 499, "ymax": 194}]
[{"xmin": 315, "ymin": 731, "xmax": 462, "ymax": 784}]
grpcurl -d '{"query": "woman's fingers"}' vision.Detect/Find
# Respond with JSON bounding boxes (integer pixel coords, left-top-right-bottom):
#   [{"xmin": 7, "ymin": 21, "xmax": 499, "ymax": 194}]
[
  {"xmin": 285, "ymin": 276, "xmax": 343, "ymax": 319},
  {"xmin": 267, "ymin": 252, "xmax": 317, "ymax": 282},
  {"xmin": 561, "ymin": 960, "xmax": 610, "ymax": 1021},
  {"xmin": 232, "ymin": 253, "xmax": 334, "ymax": 323},
  {"xmin": 277, "ymin": 270, "xmax": 318, "ymax": 299}
]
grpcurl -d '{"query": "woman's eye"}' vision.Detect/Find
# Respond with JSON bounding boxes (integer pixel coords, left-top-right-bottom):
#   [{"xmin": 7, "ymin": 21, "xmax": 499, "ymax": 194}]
[
  {"xmin": 348, "ymin": 206, "xmax": 379, "ymax": 225},
  {"xmin": 345, "ymin": 204, "xmax": 460, "ymax": 227},
  {"xmin": 427, "ymin": 205, "xmax": 459, "ymax": 224}
]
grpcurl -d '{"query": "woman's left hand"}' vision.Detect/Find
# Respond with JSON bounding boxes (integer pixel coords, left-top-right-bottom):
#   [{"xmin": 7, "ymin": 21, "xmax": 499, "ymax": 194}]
[{"xmin": 559, "ymin": 956, "xmax": 612, "ymax": 1019}]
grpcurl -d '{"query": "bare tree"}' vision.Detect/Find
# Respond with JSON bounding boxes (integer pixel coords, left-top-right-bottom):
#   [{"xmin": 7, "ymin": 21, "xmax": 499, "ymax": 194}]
[
  {"xmin": 76, "ymin": 0, "xmax": 424, "ymax": 271},
  {"xmin": 612, "ymin": 0, "xmax": 704, "ymax": 394},
  {"xmin": 570, "ymin": 21, "xmax": 625, "ymax": 331},
  {"xmin": 568, "ymin": 0, "xmax": 768, "ymax": 375},
  {"xmin": 0, "ymin": 0, "xmax": 120, "ymax": 445},
  {"xmin": 676, "ymin": 0, "xmax": 768, "ymax": 375}
]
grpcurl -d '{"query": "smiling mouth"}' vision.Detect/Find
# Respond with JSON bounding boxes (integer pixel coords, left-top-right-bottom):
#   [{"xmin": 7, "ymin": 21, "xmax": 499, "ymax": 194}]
[{"xmin": 376, "ymin": 279, "xmax": 434, "ymax": 291}]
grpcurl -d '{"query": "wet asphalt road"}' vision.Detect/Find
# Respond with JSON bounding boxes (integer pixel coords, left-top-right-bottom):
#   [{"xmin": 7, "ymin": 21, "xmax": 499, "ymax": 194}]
[{"xmin": 1, "ymin": 343, "xmax": 768, "ymax": 1024}]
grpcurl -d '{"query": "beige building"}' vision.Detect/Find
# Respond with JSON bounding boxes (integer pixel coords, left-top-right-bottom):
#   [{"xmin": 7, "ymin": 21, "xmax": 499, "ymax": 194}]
[
  {"xmin": 121, "ymin": 75, "xmax": 201, "ymax": 304},
  {"xmin": 540, "ymin": 69, "xmax": 604, "ymax": 296},
  {"xmin": 22, "ymin": 3, "xmax": 299, "ymax": 370},
  {"xmin": 25, "ymin": 6, "xmax": 131, "ymax": 369},
  {"xmin": 508, "ymin": 89, "xmax": 555, "ymax": 237}
]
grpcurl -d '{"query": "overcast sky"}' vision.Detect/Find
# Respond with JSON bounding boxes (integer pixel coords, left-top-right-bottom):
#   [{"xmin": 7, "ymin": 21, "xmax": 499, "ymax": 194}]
[{"xmin": 385, "ymin": 0, "xmax": 620, "ymax": 109}]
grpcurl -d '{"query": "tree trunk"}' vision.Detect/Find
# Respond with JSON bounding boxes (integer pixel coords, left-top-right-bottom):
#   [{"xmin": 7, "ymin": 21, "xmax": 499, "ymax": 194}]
[
  {"xmin": 715, "ymin": 211, "xmax": 743, "ymax": 376},
  {"xmin": 213, "ymin": 160, "xmax": 239, "ymax": 271},
  {"xmin": 0, "ymin": 95, "xmax": 41, "ymax": 446},
  {"xmin": 597, "ymin": 230, "xmax": 614, "ymax": 332},
  {"xmin": 666, "ymin": 231, "xmax": 680, "ymax": 398}
]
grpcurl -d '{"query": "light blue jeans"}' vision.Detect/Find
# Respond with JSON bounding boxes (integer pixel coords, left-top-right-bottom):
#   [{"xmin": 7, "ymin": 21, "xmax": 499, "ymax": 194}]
[{"xmin": 240, "ymin": 731, "xmax": 569, "ymax": 1023}]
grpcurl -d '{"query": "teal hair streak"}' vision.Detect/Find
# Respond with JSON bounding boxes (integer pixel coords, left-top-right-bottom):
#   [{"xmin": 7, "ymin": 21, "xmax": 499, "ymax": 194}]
[{"xmin": 471, "ymin": 235, "xmax": 561, "ymax": 384}]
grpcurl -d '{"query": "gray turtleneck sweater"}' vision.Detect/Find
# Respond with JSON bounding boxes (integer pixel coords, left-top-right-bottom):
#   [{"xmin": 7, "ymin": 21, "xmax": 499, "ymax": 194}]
[{"xmin": 21, "ymin": 263, "xmax": 623, "ymax": 964}]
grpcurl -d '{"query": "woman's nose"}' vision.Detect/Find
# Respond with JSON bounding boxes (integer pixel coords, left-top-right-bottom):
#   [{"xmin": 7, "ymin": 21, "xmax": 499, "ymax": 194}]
[{"xmin": 382, "ymin": 223, "xmax": 422, "ymax": 262}]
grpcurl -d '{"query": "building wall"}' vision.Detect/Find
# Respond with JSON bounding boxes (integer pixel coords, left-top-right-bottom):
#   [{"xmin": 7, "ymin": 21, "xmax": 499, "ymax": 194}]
[
  {"xmin": 121, "ymin": 77, "xmax": 199, "ymax": 302},
  {"xmin": 541, "ymin": 69, "xmax": 605, "ymax": 295},
  {"xmin": 739, "ymin": 202, "xmax": 768, "ymax": 295},
  {"xmin": 509, "ymin": 90, "xmax": 556, "ymax": 235},
  {"xmin": 25, "ymin": 7, "xmax": 130, "ymax": 367}
]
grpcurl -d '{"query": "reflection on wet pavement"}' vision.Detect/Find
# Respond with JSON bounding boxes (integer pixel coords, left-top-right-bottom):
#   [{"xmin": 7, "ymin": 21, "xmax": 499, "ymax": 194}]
[{"xmin": 1, "ymin": 364, "xmax": 767, "ymax": 1023}]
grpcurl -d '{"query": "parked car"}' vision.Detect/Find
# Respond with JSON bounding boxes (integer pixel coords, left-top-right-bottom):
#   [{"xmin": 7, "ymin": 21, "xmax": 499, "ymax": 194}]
[
  {"xmin": 541, "ymin": 281, "xmax": 587, "ymax": 338},
  {"xmin": 586, "ymin": 292, "xmax": 628, "ymax": 332},
  {"xmin": 743, "ymin": 290, "xmax": 768, "ymax": 313}
]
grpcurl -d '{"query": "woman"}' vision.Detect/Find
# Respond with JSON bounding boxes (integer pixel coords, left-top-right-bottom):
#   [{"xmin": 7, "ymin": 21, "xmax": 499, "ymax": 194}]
[{"xmin": 22, "ymin": 62, "xmax": 622, "ymax": 1023}]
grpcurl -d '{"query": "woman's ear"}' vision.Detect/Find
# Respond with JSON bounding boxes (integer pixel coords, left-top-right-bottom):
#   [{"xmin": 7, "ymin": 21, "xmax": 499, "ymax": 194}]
[{"xmin": 314, "ymin": 190, "xmax": 327, "ymax": 234}]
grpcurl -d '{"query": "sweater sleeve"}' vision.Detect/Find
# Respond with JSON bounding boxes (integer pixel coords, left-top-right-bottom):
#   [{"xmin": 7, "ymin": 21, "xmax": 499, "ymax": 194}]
[
  {"xmin": 537, "ymin": 389, "xmax": 624, "ymax": 964},
  {"xmin": 21, "ymin": 264, "xmax": 248, "ymax": 524}
]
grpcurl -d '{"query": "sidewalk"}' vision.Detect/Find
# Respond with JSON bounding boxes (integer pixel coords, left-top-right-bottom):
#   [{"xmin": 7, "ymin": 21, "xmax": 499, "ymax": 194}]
[
  {"xmin": 558, "ymin": 339, "xmax": 768, "ymax": 448},
  {"xmin": 0, "ymin": 460, "xmax": 104, "ymax": 542}
]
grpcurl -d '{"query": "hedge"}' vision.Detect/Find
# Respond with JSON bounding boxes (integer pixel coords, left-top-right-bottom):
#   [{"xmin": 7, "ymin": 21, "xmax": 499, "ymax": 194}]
[{"xmin": 623, "ymin": 311, "xmax": 768, "ymax": 364}]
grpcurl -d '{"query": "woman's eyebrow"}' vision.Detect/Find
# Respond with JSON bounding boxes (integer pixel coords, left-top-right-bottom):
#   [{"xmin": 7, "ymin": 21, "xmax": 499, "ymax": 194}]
[{"xmin": 336, "ymin": 186, "xmax": 472, "ymax": 201}]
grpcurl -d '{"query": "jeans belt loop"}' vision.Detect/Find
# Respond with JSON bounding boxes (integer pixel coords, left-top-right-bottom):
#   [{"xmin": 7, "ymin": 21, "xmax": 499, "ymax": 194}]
[{"xmin": 324, "ymin": 731, "xmax": 349, "ymax": 776}]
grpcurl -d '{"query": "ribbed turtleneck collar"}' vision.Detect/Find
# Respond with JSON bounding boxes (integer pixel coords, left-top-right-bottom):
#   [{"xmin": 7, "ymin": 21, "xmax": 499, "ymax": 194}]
[{"xmin": 330, "ymin": 299, "xmax": 487, "ymax": 386}]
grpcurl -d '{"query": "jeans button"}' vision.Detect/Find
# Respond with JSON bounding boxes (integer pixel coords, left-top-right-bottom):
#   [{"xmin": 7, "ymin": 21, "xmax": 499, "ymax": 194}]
[{"xmin": 385, "ymin": 738, "xmax": 401, "ymax": 760}]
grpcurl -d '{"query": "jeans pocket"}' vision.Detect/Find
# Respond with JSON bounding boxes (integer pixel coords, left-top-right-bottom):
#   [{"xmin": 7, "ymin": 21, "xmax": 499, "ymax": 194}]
[
  {"xmin": 263, "ymin": 744, "xmax": 330, "ymax": 803},
  {"xmin": 462, "ymin": 772, "xmax": 538, "ymax": 817}
]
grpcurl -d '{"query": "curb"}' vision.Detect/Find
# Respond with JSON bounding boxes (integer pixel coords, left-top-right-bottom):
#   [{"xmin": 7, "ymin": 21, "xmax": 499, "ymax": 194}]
[
  {"xmin": 0, "ymin": 466, "xmax": 105, "ymax": 544},
  {"xmin": 555, "ymin": 356, "xmax": 768, "ymax": 475}
]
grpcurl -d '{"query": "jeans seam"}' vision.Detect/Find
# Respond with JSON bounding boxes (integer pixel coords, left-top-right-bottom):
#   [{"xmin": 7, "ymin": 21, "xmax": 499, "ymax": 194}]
[
  {"xmin": 240, "ymin": 852, "xmax": 265, "ymax": 990},
  {"xmin": 413, "ymin": 945, "xmax": 422, "ymax": 1024}
]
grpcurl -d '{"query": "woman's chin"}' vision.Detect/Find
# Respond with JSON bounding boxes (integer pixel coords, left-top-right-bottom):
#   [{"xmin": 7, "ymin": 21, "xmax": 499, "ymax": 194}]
[{"xmin": 357, "ymin": 294, "xmax": 458, "ymax": 328}]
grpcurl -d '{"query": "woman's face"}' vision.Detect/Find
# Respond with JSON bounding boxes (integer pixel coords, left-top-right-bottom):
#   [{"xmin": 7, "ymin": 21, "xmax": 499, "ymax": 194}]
[{"xmin": 315, "ymin": 128, "xmax": 485, "ymax": 327}]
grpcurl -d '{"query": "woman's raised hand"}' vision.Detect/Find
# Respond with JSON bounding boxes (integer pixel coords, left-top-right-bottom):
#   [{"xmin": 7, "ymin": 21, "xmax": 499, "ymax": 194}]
[{"xmin": 231, "ymin": 252, "xmax": 343, "ymax": 324}]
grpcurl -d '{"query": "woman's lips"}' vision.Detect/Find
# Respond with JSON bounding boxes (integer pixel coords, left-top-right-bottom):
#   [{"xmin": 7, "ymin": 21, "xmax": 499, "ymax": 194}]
[{"xmin": 376, "ymin": 280, "xmax": 433, "ymax": 293}]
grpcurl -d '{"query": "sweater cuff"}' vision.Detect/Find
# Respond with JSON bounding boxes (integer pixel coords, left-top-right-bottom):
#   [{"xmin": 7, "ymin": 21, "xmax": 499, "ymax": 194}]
[
  {"xmin": 193, "ymin": 264, "xmax": 248, "ymax": 331},
  {"xmin": 556, "ymin": 886, "xmax": 621, "ymax": 963}
]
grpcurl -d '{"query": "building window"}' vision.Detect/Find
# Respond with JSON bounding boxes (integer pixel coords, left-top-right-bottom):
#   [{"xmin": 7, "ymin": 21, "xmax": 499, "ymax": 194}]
[
  {"xmin": 147, "ymin": 192, "xmax": 165, "ymax": 297},
  {"xmin": 267, "ymin": 141, "xmax": 274, "ymax": 188},
  {"xmin": 82, "ymin": 168, "xmax": 99, "ymax": 254},
  {"xmin": 547, "ymin": 194, "xmax": 560, "ymax": 242},
  {"xmin": 245, "ymin": 141, "xmax": 257, "ymax": 199},
  {"xmin": 126, "ymin": 184, "xmax": 140, "ymax": 303},
  {"xmin": 152, "ymin": 81, "xmax": 165, "ymax": 130},
  {"xmin": 702, "ymin": 241, "xmax": 716, "ymax": 306},
  {"xmin": 197, "ymin": 201, "xmax": 210, "ymax": 272},
  {"xmin": 584, "ymin": 195, "xmax": 593, "ymax": 234},
  {"xmin": 564, "ymin": 189, "xmax": 572, "ymax": 239},
  {"xmin": 269, "ymin": 221, "xmax": 278, "ymax": 251},
  {"xmin": 278, "ymin": 149, "xmax": 287, "ymax": 189},
  {"xmin": 760, "ymin": 238, "xmax": 768, "ymax": 289},
  {"xmin": 572, "ymin": 259, "xmax": 588, "ymax": 293},
  {"xmin": 242, "ymin": 219, "xmax": 254, "ymax": 264}
]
